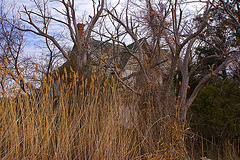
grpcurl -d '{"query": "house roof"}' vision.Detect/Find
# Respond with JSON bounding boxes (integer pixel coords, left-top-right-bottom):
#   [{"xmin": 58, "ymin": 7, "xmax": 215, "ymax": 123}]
[
  {"xmin": 119, "ymin": 38, "xmax": 148, "ymax": 69},
  {"xmin": 127, "ymin": 38, "xmax": 145, "ymax": 51},
  {"xmin": 57, "ymin": 38, "xmax": 149, "ymax": 75}
]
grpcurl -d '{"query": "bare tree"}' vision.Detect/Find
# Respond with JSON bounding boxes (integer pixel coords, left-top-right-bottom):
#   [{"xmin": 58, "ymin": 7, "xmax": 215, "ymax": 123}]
[
  {"xmin": 3, "ymin": 0, "xmax": 239, "ymax": 127},
  {"xmin": 178, "ymin": 0, "xmax": 240, "ymax": 125},
  {"xmin": 142, "ymin": 0, "xmax": 240, "ymax": 126},
  {"xmin": 104, "ymin": 0, "xmax": 240, "ymax": 127},
  {"xmin": 0, "ymin": 0, "xmax": 30, "ymax": 93},
  {"xmin": 4, "ymin": 0, "xmax": 105, "ymax": 77},
  {"xmin": 105, "ymin": 0, "xmax": 150, "ymax": 83}
]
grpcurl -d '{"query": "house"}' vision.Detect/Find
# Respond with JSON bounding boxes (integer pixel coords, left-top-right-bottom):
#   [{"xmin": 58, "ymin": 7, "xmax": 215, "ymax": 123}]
[
  {"xmin": 119, "ymin": 38, "xmax": 171, "ymax": 87},
  {"xmin": 58, "ymin": 23, "xmax": 124, "ymax": 77},
  {"xmin": 53, "ymin": 23, "xmax": 171, "ymax": 126},
  {"xmin": 56, "ymin": 23, "xmax": 170, "ymax": 88}
]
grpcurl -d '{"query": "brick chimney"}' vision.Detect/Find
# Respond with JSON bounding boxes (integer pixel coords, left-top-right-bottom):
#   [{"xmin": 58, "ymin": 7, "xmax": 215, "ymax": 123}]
[{"xmin": 77, "ymin": 23, "xmax": 85, "ymax": 39}]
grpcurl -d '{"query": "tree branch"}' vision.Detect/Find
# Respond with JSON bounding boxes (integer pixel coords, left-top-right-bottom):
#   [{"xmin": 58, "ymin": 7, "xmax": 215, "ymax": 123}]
[{"xmin": 185, "ymin": 52, "xmax": 240, "ymax": 108}]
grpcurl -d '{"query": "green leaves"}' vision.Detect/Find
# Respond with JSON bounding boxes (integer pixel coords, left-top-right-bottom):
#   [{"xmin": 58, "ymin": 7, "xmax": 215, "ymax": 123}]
[{"xmin": 190, "ymin": 78, "xmax": 240, "ymax": 138}]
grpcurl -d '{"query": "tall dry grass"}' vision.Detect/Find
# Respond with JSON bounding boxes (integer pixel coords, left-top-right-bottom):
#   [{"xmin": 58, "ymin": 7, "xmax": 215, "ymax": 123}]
[
  {"xmin": 186, "ymin": 132, "xmax": 240, "ymax": 160},
  {"xmin": 0, "ymin": 67, "xmax": 189, "ymax": 159}
]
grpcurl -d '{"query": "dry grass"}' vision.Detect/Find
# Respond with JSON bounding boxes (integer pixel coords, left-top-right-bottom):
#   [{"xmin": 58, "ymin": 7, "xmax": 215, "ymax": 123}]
[
  {"xmin": 1, "ymin": 67, "xmax": 230, "ymax": 159},
  {"xmin": 186, "ymin": 132, "xmax": 240, "ymax": 160},
  {"xmin": 0, "ymin": 69, "xmax": 137, "ymax": 159}
]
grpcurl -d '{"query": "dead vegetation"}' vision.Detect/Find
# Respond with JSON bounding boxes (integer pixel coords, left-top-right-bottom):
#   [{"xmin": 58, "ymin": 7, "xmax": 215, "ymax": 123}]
[{"xmin": 0, "ymin": 67, "xmax": 189, "ymax": 159}]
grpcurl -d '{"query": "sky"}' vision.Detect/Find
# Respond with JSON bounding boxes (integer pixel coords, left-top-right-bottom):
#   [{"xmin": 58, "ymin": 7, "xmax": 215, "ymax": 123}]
[
  {"xmin": 7, "ymin": 0, "xmax": 204, "ymax": 62},
  {"xmin": 9, "ymin": 0, "xmax": 123, "ymax": 59},
  {"xmin": 12, "ymin": 0, "xmax": 97, "ymax": 57}
]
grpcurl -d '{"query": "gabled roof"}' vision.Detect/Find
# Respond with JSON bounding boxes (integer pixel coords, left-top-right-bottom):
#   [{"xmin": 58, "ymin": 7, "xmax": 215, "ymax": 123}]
[
  {"xmin": 57, "ymin": 38, "xmax": 150, "ymax": 75},
  {"xmin": 119, "ymin": 38, "xmax": 149, "ymax": 69},
  {"xmin": 127, "ymin": 38, "xmax": 145, "ymax": 51}
]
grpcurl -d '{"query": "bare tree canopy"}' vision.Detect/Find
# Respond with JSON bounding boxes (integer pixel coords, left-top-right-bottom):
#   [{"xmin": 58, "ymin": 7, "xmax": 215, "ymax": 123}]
[
  {"xmin": 1, "ymin": 0, "xmax": 240, "ymax": 159},
  {"xmin": 2, "ymin": 0, "xmax": 240, "ymax": 135}
]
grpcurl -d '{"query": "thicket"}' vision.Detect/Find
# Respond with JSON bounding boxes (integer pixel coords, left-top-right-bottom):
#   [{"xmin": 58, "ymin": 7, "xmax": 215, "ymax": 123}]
[
  {"xmin": 1, "ymin": 0, "xmax": 240, "ymax": 159},
  {"xmin": 187, "ymin": 78, "xmax": 240, "ymax": 159},
  {"xmin": 0, "ymin": 67, "xmax": 189, "ymax": 159}
]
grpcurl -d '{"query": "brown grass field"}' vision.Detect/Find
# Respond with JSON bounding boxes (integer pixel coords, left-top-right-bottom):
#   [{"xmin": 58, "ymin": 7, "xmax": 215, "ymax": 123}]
[{"xmin": 0, "ymin": 67, "xmax": 239, "ymax": 159}]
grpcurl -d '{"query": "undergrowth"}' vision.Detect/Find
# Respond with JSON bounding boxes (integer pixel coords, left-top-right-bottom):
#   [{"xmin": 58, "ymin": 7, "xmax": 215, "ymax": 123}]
[{"xmin": 0, "ymin": 66, "xmax": 238, "ymax": 159}]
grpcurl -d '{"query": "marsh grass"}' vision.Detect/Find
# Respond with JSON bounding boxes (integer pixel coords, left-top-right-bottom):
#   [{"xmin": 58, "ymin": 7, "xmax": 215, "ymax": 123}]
[
  {"xmin": 186, "ymin": 132, "xmax": 240, "ymax": 160},
  {"xmin": 0, "ymin": 67, "xmax": 226, "ymax": 159}
]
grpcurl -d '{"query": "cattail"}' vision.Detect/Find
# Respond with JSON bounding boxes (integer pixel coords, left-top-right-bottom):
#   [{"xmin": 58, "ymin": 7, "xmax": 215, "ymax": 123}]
[
  {"xmin": 145, "ymin": 54, "xmax": 149, "ymax": 61},
  {"xmin": 61, "ymin": 74, "xmax": 65, "ymax": 81},
  {"xmin": 35, "ymin": 63, "xmax": 38, "ymax": 70},
  {"xmin": 33, "ymin": 73, "xmax": 37, "ymax": 82},
  {"xmin": 79, "ymin": 86, "xmax": 82, "ymax": 92},
  {"xmin": 63, "ymin": 83, "xmax": 66, "ymax": 90},
  {"xmin": 91, "ymin": 76, "xmax": 95, "ymax": 84},
  {"xmin": 116, "ymin": 67, "xmax": 119, "ymax": 74},
  {"xmin": 81, "ymin": 77, "xmax": 84, "ymax": 89},
  {"xmin": 47, "ymin": 75, "xmax": 52, "ymax": 84},
  {"xmin": 70, "ymin": 66, "xmax": 74, "ymax": 73},
  {"xmin": 84, "ymin": 78, "xmax": 88, "ymax": 89},
  {"xmin": 4, "ymin": 59, "xmax": 8, "ymax": 67},
  {"xmin": 104, "ymin": 79, "xmax": 108, "ymax": 87},
  {"xmin": 72, "ymin": 74, "xmax": 76, "ymax": 87},
  {"xmin": 90, "ymin": 76, "xmax": 94, "ymax": 91},
  {"xmin": 43, "ymin": 78, "xmax": 47, "ymax": 88},
  {"xmin": 54, "ymin": 71, "xmax": 58, "ymax": 79},
  {"xmin": 57, "ymin": 77, "xmax": 60, "ymax": 86},
  {"xmin": 144, "ymin": 60, "xmax": 148, "ymax": 67},
  {"xmin": 28, "ymin": 82, "xmax": 32, "ymax": 88},
  {"xmin": 51, "ymin": 75, "xmax": 54, "ymax": 84},
  {"xmin": 111, "ymin": 76, "xmax": 114, "ymax": 83},
  {"xmin": 64, "ymin": 67, "xmax": 68, "ymax": 80},
  {"xmin": 76, "ymin": 71, "xmax": 79, "ymax": 79}
]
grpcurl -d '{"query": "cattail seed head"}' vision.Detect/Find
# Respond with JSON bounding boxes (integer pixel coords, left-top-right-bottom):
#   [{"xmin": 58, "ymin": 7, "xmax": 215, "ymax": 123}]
[{"xmin": 4, "ymin": 59, "xmax": 8, "ymax": 67}]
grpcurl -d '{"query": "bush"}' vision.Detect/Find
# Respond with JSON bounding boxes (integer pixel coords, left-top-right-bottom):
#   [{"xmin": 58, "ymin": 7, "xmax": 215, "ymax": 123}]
[{"xmin": 190, "ymin": 78, "xmax": 240, "ymax": 138}]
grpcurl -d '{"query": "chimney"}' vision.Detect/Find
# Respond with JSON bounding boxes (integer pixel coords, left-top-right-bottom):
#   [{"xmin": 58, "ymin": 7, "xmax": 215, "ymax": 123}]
[{"xmin": 77, "ymin": 23, "xmax": 85, "ymax": 39}]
